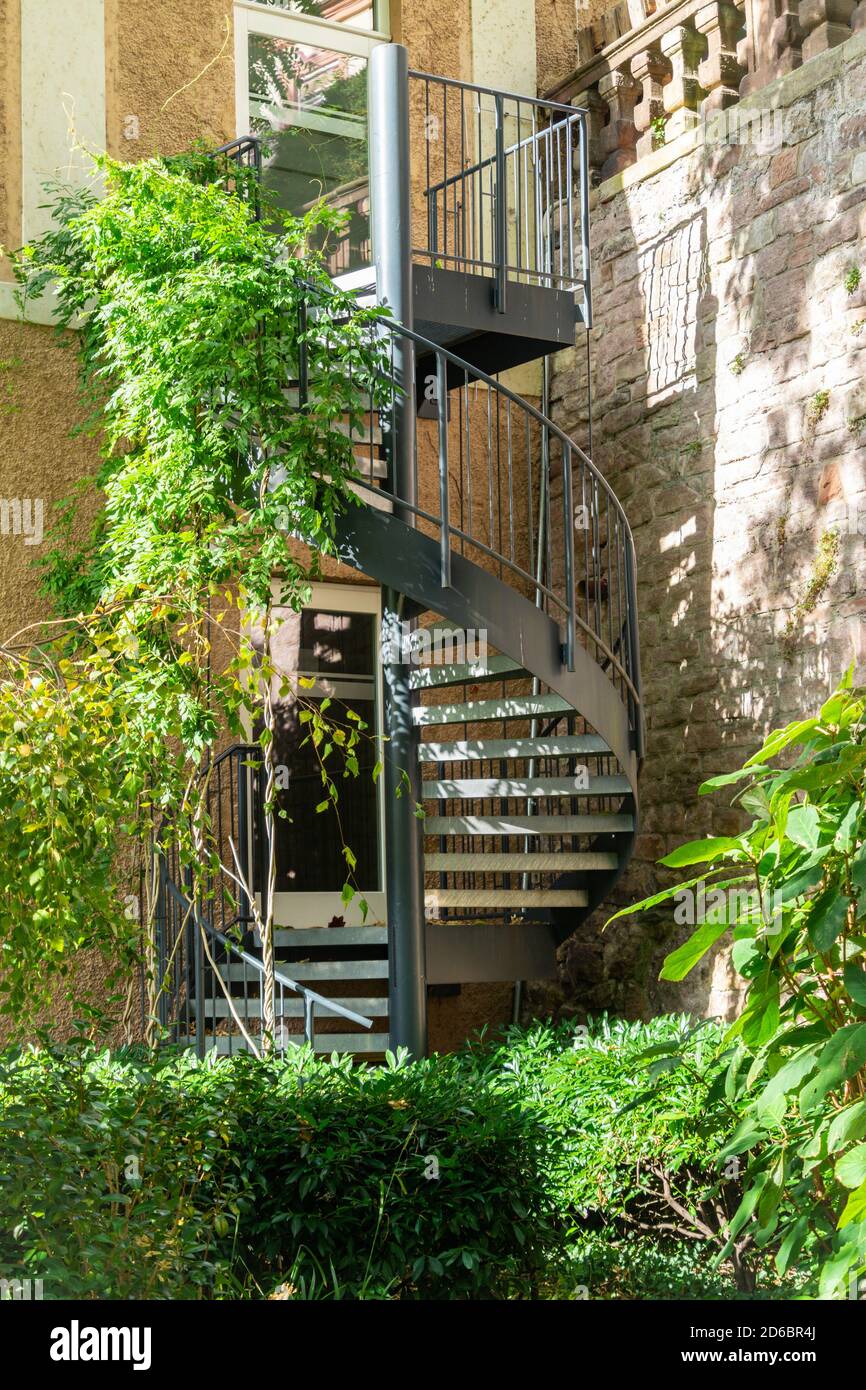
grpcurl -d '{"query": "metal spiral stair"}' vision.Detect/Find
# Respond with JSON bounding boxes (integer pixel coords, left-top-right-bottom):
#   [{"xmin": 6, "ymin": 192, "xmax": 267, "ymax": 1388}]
[{"xmin": 151, "ymin": 55, "xmax": 643, "ymax": 1060}]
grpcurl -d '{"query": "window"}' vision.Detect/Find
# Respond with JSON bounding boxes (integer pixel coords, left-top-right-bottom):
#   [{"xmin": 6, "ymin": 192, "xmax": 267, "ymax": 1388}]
[{"xmin": 234, "ymin": 1, "xmax": 389, "ymax": 276}]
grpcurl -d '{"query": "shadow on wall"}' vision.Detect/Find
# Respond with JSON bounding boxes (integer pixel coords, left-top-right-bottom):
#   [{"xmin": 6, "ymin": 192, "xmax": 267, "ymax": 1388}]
[
  {"xmin": 542, "ymin": 192, "xmax": 731, "ymax": 1022},
  {"xmin": 540, "ymin": 50, "xmax": 866, "ymax": 1024}
]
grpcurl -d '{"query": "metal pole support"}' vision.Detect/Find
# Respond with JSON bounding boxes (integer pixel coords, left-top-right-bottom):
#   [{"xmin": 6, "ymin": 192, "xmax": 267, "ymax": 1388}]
[{"xmin": 370, "ymin": 43, "xmax": 428, "ymax": 1058}]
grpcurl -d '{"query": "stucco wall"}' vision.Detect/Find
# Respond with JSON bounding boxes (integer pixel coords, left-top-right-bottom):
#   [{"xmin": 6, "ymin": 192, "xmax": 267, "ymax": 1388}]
[
  {"xmin": 534, "ymin": 0, "xmax": 578, "ymax": 95},
  {"xmin": 0, "ymin": 0, "xmax": 21, "ymax": 277},
  {"xmin": 542, "ymin": 32, "xmax": 866, "ymax": 1023},
  {"xmin": 104, "ymin": 0, "xmax": 235, "ymax": 161}
]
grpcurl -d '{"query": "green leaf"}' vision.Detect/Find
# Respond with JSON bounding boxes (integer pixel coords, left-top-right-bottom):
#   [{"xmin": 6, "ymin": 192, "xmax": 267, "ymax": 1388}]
[
  {"xmin": 718, "ymin": 1116, "xmax": 766, "ymax": 1162},
  {"xmin": 699, "ymin": 767, "xmax": 761, "ymax": 793},
  {"xmin": 604, "ymin": 872, "xmax": 722, "ymax": 926},
  {"xmin": 844, "ymin": 961, "xmax": 866, "ymax": 1007},
  {"xmin": 659, "ymin": 836, "xmax": 742, "ymax": 868},
  {"xmin": 808, "ymin": 890, "xmax": 849, "ymax": 952},
  {"xmin": 776, "ymin": 860, "xmax": 824, "ymax": 904},
  {"xmin": 835, "ymin": 802, "xmax": 860, "ymax": 853},
  {"xmin": 745, "ymin": 718, "xmax": 820, "ymax": 767},
  {"xmin": 835, "ymin": 1144, "xmax": 866, "ymax": 1190},
  {"xmin": 648, "ymin": 1056, "xmax": 682, "ymax": 1080},
  {"xmin": 754, "ymin": 1049, "xmax": 818, "ymax": 1114},
  {"xmin": 727, "ymin": 1180, "xmax": 763, "ymax": 1240},
  {"xmin": 828, "ymin": 1101, "xmax": 866, "ymax": 1153},
  {"xmin": 799, "ymin": 1024, "xmax": 866, "ymax": 1116},
  {"xmin": 775, "ymin": 1215, "xmax": 809, "ymax": 1275},
  {"xmin": 786, "ymin": 804, "xmax": 821, "ymax": 849},
  {"xmin": 818, "ymin": 1244, "xmax": 859, "ymax": 1297},
  {"xmin": 839, "ymin": 1180, "xmax": 866, "ymax": 1229},
  {"xmin": 659, "ymin": 918, "xmax": 730, "ymax": 981}
]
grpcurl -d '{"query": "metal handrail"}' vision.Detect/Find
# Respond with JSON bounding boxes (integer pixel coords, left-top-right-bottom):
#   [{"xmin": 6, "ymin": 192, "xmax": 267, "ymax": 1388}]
[
  {"xmin": 422, "ymin": 113, "xmax": 581, "ymax": 196},
  {"xmin": 152, "ymin": 743, "xmax": 376, "ymax": 1056},
  {"xmin": 215, "ymin": 120, "xmax": 641, "ymax": 734},
  {"xmin": 160, "ymin": 871, "xmax": 373, "ymax": 1034},
  {"xmin": 298, "ymin": 285, "xmax": 640, "ymax": 705},
  {"xmin": 408, "ymin": 68, "xmax": 588, "ymax": 114}
]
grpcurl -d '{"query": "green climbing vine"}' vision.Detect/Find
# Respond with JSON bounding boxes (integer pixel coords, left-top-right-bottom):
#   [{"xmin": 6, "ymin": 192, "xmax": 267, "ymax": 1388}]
[{"xmin": 1, "ymin": 150, "xmax": 389, "ymax": 1040}]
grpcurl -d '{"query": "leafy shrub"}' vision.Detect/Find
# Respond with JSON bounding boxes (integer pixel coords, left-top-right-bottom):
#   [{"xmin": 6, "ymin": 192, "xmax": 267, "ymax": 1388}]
[
  {"xmin": 549, "ymin": 1231, "xmax": 807, "ymax": 1300},
  {"xmin": 613, "ymin": 673, "xmax": 866, "ymax": 1299},
  {"xmin": 2, "ymin": 1014, "xmax": 823, "ymax": 1300},
  {"xmin": 0, "ymin": 1042, "xmax": 565, "ymax": 1299},
  {"xmin": 484, "ymin": 1015, "xmax": 770, "ymax": 1290}
]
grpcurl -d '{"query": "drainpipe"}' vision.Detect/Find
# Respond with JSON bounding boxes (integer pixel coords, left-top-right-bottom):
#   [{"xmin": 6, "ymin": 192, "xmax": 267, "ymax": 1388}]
[
  {"xmin": 370, "ymin": 42, "xmax": 428, "ymax": 1057},
  {"xmin": 513, "ymin": 352, "xmax": 552, "ymax": 1026}
]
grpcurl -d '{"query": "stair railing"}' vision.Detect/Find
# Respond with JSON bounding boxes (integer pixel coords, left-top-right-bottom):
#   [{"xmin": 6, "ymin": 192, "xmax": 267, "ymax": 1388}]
[
  {"xmin": 324, "ymin": 300, "xmax": 641, "ymax": 728},
  {"xmin": 151, "ymin": 745, "xmax": 374, "ymax": 1058},
  {"xmin": 210, "ymin": 136, "xmax": 642, "ymax": 746}
]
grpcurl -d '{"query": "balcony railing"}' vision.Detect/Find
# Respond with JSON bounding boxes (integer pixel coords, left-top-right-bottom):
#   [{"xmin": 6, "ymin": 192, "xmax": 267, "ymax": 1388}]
[
  {"xmin": 208, "ymin": 138, "xmax": 642, "ymax": 753},
  {"xmin": 409, "ymin": 70, "xmax": 592, "ymax": 319},
  {"xmin": 148, "ymin": 745, "xmax": 375, "ymax": 1056},
  {"xmin": 296, "ymin": 282, "xmax": 642, "ymax": 740}
]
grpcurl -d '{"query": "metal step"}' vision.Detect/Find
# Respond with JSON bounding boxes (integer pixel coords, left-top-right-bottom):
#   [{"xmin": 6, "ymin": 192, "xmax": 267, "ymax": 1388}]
[
  {"xmin": 347, "ymin": 479, "xmax": 392, "ymax": 512},
  {"xmin": 417, "ymin": 734, "xmax": 611, "ymax": 761},
  {"xmin": 283, "ymin": 388, "xmax": 383, "ymax": 445},
  {"xmin": 189, "ymin": 1033, "xmax": 391, "ymax": 1055},
  {"xmin": 424, "ymin": 813, "xmax": 634, "ymax": 836},
  {"xmin": 351, "ymin": 453, "xmax": 387, "ymax": 477},
  {"xmin": 193, "ymin": 996, "xmax": 389, "ymax": 1019},
  {"xmin": 310, "ymin": 1032, "xmax": 390, "ymax": 1054},
  {"xmin": 423, "ymin": 774, "xmax": 632, "ymax": 799},
  {"xmin": 409, "ymin": 655, "xmax": 526, "ymax": 690},
  {"xmin": 220, "ymin": 959, "xmax": 389, "ymax": 982},
  {"xmin": 272, "ymin": 926, "xmax": 388, "ymax": 948},
  {"xmin": 413, "ymin": 693, "xmax": 573, "ymax": 726},
  {"xmin": 424, "ymin": 850, "xmax": 618, "ymax": 871},
  {"xmin": 426, "ymin": 889, "xmax": 588, "ymax": 909}
]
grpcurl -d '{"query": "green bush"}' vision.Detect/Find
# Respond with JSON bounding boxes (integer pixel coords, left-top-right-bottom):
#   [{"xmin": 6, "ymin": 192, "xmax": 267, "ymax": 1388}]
[
  {"xmin": 0, "ymin": 1016, "xmax": 818, "ymax": 1300},
  {"xmin": 0, "ymin": 1041, "xmax": 565, "ymax": 1299},
  {"xmin": 481, "ymin": 1015, "xmax": 773, "ymax": 1292}
]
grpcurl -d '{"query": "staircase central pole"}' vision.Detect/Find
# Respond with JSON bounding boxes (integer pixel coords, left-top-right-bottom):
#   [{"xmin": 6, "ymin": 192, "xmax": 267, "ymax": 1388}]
[{"xmin": 370, "ymin": 43, "xmax": 428, "ymax": 1058}]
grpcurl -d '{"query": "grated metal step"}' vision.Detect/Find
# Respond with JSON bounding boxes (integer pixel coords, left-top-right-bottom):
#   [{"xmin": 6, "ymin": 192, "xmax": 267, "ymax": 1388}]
[
  {"xmin": 271, "ymin": 926, "xmax": 388, "ymax": 948},
  {"xmin": 426, "ymin": 888, "xmax": 587, "ymax": 909},
  {"xmin": 424, "ymin": 812, "xmax": 634, "ymax": 836},
  {"xmin": 424, "ymin": 850, "xmax": 618, "ymax": 872},
  {"xmin": 193, "ymin": 995, "xmax": 388, "ymax": 1019},
  {"xmin": 184, "ymin": 1033, "xmax": 391, "ymax": 1056},
  {"xmin": 413, "ymin": 693, "xmax": 573, "ymax": 725},
  {"xmin": 417, "ymin": 735, "xmax": 609, "ymax": 761},
  {"xmin": 409, "ymin": 655, "xmax": 526, "ymax": 689},
  {"xmin": 423, "ymin": 774, "xmax": 632, "ymax": 799},
  {"xmin": 220, "ymin": 960, "xmax": 389, "ymax": 982}
]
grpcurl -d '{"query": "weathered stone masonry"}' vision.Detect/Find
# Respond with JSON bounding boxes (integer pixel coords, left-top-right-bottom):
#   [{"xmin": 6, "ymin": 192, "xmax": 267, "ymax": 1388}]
[{"xmin": 542, "ymin": 32, "xmax": 866, "ymax": 1021}]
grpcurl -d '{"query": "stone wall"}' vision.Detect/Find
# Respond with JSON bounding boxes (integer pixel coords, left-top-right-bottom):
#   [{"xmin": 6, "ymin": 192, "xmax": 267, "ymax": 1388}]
[{"xmin": 543, "ymin": 31, "xmax": 866, "ymax": 1022}]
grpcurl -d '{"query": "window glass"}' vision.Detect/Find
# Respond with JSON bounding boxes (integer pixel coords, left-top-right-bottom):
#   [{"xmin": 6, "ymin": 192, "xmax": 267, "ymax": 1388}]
[
  {"xmin": 260, "ymin": 608, "xmax": 380, "ymax": 893},
  {"xmin": 251, "ymin": 0, "xmax": 376, "ymax": 27},
  {"xmin": 249, "ymin": 34, "xmax": 370, "ymax": 272}
]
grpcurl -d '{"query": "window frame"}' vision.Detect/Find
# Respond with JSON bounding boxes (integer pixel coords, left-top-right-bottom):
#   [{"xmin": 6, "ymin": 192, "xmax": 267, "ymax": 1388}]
[
  {"xmin": 233, "ymin": 0, "xmax": 390, "ymax": 142},
  {"xmin": 244, "ymin": 581, "xmax": 387, "ymax": 930}
]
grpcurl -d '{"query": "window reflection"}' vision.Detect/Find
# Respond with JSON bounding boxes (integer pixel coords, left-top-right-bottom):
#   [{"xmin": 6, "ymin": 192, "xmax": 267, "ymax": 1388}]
[{"xmin": 249, "ymin": 35, "xmax": 370, "ymax": 273}]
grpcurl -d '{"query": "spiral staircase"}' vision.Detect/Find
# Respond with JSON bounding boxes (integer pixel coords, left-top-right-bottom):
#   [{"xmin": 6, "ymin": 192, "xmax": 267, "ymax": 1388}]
[{"xmin": 151, "ymin": 50, "xmax": 643, "ymax": 1061}]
